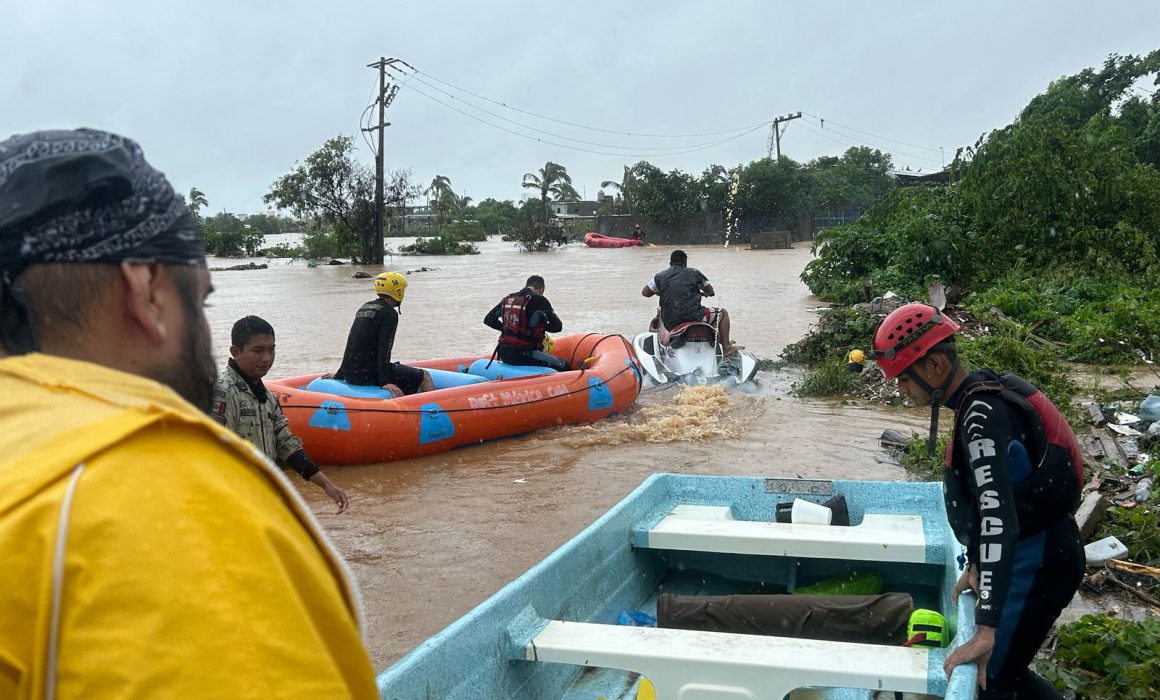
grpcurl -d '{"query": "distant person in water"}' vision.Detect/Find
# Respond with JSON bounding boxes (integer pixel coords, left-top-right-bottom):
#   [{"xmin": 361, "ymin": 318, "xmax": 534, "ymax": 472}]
[
  {"xmin": 642, "ymin": 249, "xmax": 738, "ymax": 355},
  {"xmin": 631, "ymin": 224, "xmax": 645, "ymax": 241},
  {"xmin": 484, "ymin": 275, "xmax": 566, "ymax": 370},
  {"xmin": 213, "ymin": 315, "xmax": 349, "ymax": 513},
  {"xmin": 335, "ymin": 272, "xmax": 433, "ymax": 396}
]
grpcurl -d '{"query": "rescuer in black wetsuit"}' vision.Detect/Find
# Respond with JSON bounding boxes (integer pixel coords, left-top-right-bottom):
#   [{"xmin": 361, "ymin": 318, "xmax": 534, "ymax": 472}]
[
  {"xmin": 335, "ymin": 271, "xmax": 434, "ymax": 395},
  {"xmin": 483, "ymin": 275, "xmax": 566, "ymax": 370},
  {"xmin": 870, "ymin": 303, "xmax": 1084, "ymax": 700}
]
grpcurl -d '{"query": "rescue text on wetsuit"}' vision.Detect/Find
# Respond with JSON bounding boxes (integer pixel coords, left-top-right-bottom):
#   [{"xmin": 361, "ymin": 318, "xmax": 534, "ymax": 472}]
[{"xmin": 950, "ymin": 394, "xmax": 1022, "ymax": 628}]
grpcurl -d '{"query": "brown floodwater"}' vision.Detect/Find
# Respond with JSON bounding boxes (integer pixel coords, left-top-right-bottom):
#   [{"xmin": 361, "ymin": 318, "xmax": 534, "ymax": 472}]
[{"xmin": 206, "ymin": 240, "xmax": 929, "ymax": 670}]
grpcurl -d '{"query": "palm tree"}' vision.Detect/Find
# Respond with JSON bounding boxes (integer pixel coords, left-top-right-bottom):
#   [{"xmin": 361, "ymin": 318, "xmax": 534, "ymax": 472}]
[
  {"xmin": 552, "ymin": 183, "xmax": 581, "ymax": 202},
  {"xmin": 187, "ymin": 187, "xmax": 208, "ymax": 222},
  {"xmin": 601, "ymin": 165, "xmax": 636, "ymax": 215},
  {"xmin": 426, "ymin": 175, "xmax": 454, "ymax": 227},
  {"xmin": 454, "ymin": 193, "xmax": 473, "ymax": 218},
  {"xmin": 522, "ymin": 162, "xmax": 574, "ymax": 221}
]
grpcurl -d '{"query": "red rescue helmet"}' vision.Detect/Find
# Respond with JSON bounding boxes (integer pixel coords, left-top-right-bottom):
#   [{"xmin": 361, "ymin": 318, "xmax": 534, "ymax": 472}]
[{"xmin": 872, "ymin": 303, "xmax": 959, "ymax": 379}]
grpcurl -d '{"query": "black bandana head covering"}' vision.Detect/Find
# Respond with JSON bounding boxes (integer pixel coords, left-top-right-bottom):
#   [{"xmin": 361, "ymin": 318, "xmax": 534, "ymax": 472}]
[{"xmin": 0, "ymin": 128, "xmax": 205, "ymax": 354}]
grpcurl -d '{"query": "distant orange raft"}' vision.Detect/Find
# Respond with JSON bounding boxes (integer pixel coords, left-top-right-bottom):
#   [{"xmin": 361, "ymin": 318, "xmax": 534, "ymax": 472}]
[{"xmin": 265, "ymin": 333, "xmax": 642, "ymax": 465}]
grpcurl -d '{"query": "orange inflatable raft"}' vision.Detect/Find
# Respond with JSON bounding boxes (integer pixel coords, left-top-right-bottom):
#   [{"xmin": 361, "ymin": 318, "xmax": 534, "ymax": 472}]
[
  {"xmin": 583, "ymin": 232, "xmax": 644, "ymax": 248},
  {"xmin": 265, "ymin": 333, "xmax": 642, "ymax": 465}
]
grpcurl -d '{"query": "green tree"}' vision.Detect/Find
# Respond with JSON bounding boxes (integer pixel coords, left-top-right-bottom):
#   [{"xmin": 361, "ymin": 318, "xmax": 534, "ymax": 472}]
[
  {"xmin": 263, "ymin": 135, "xmax": 378, "ymax": 263},
  {"xmin": 504, "ymin": 197, "xmax": 568, "ymax": 252},
  {"xmin": 473, "ymin": 198, "xmax": 520, "ymax": 236},
  {"xmin": 187, "ymin": 187, "xmax": 208, "ymax": 222},
  {"xmin": 810, "ymin": 147, "xmax": 896, "ymax": 211},
  {"xmin": 734, "ymin": 157, "xmax": 813, "ymax": 229},
  {"xmin": 601, "ymin": 165, "xmax": 637, "ymax": 214},
  {"xmin": 243, "ymin": 213, "xmax": 280, "ymax": 238},
  {"xmin": 629, "ymin": 162, "xmax": 699, "ymax": 226},
  {"xmin": 386, "ymin": 168, "xmax": 423, "ymax": 235},
  {"xmin": 698, "ymin": 164, "xmax": 733, "ymax": 213},
  {"xmin": 202, "ymin": 212, "xmax": 265, "ymax": 257},
  {"xmin": 426, "ymin": 174, "xmax": 455, "ymax": 228},
  {"xmin": 522, "ymin": 162, "xmax": 575, "ymax": 219}
]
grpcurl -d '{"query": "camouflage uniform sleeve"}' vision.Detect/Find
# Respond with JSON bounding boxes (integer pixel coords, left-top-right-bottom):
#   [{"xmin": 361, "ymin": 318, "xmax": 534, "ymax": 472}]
[
  {"xmin": 270, "ymin": 395, "xmax": 304, "ymax": 463},
  {"xmin": 211, "ymin": 375, "xmax": 238, "ymax": 428}
]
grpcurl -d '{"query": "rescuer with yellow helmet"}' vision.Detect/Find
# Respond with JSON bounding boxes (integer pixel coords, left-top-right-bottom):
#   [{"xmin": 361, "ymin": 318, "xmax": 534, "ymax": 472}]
[{"xmin": 334, "ymin": 271, "xmax": 433, "ymax": 395}]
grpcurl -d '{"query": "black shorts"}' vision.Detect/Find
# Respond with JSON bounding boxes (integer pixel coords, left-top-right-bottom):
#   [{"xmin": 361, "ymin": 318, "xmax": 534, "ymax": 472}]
[
  {"xmin": 497, "ymin": 346, "xmax": 566, "ymax": 371},
  {"xmin": 388, "ymin": 362, "xmax": 426, "ymax": 395}
]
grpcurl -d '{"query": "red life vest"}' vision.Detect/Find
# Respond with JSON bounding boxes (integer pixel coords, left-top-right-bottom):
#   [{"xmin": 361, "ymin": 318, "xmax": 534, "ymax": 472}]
[
  {"xmin": 498, "ymin": 291, "xmax": 544, "ymax": 349},
  {"xmin": 944, "ymin": 373, "xmax": 1083, "ymax": 535}
]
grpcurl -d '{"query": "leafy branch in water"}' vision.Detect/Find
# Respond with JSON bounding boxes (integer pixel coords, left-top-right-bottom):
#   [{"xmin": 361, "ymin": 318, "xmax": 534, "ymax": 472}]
[{"xmin": 1037, "ymin": 614, "xmax": 1160, "ymax": 700}]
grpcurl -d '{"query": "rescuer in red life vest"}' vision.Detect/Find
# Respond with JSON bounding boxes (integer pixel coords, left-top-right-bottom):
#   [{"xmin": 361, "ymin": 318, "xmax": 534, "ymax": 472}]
[
  {"xmin": 868, "ymin": 303, "xmax": 1083, "ymax": 700},
  {"xmin": 483, "ymin": 275, "xmax": 566, "ymax": 370}
]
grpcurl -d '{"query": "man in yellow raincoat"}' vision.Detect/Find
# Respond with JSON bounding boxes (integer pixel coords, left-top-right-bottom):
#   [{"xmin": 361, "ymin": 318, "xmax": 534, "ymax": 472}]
[{"xmin": 0, "ymin": 129, "xmax": 377, "ymax": 698}]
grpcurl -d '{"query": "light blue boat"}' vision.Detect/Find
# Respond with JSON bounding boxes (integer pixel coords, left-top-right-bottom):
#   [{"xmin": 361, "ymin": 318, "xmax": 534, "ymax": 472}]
[{"xmin": 377, "ymin": 474, "xmax": 978, "ymax": 699}]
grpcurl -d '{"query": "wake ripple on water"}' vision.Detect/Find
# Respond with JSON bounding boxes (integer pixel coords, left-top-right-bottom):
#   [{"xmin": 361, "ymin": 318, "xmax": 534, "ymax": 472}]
[{"xmin": 558, "ymin": 384, "xmax": 764, "ymax": 446}]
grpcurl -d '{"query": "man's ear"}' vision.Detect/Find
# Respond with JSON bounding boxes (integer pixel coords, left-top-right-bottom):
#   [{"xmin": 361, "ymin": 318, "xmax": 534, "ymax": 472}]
[
  {"xmin": 119, "ymin": 262, "xmax": 167, "ymax": 343},
  {"xmin": 925, "ymin": 352, "xmax": 952, "ymax": 380},
  {"xmin": 229, "ymin": 344, "xmax": 241, "ymax": 359}
]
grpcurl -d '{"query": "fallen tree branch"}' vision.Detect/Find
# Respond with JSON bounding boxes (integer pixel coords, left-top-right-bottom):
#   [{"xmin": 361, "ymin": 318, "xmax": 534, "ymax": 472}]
[
  {"xmin": 1109, "ymin": 559, "xmax": 1160, "ymax": 580},
  {"xmin": 989, "ymin": 307, "xmax": 1067, "ymax": 348},
  {"xmin": 1105, "ymin": 569, "xmax": 1160, "ymax": 610}
]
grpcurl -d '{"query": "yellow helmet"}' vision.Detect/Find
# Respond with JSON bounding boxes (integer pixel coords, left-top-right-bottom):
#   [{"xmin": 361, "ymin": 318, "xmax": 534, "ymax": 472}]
[
  {"xmin": 542, "ymin": 334, "xmax": 555, "ymax": 354},
  {"xmin": 374, "ymin": 272, "xmax": 407, "ymax": 302}
]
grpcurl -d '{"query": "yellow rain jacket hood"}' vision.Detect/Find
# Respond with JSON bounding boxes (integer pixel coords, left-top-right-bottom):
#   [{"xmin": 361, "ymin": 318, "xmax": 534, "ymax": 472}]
[{"xmin": 0, "ymin": 354, "xmax": 377, "ymax": 699}]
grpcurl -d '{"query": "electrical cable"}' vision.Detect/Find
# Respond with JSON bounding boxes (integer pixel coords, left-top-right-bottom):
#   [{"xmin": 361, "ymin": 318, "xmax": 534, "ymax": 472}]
[
  {"xmin": 804, "ymin": 112, "xmax": 944, "ymax": 153},
  {"xmin": 408, "ymin": 66, "xmax": 775, "ymax": 139},
  {"xmin": 393, "ymin": 68, "xmax": 771, "ymax": 152},
  {"xmin": 397, "ymin": 80, "xmax": 768, "ymax": 158},
  {"xmin": 794, "ymin": 120, "xmax": 943, "ymax": 168},
  {"xmin": 359, "ymin": 68, "xmax": 383, "ymax": 156}
]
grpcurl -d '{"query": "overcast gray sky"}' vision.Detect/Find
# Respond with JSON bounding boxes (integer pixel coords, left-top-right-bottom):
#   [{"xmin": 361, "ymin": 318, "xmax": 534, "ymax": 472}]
[{"xmin": 4, "ymin": 1, "xmax": 1158, "ymax": 215}]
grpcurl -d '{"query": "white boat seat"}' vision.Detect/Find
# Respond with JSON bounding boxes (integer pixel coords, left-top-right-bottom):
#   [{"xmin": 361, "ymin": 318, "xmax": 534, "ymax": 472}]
[
  {"xmin": 526, "ymin": 620, "xmax": 940, "ymax": 700},
  {"xmin": 635, "ymin": 505, "xmax": 933, "ymax": 564}
]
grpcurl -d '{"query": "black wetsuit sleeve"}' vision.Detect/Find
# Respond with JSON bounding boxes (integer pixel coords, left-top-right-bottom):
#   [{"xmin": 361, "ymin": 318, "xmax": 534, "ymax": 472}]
[
  {"xmin": 376, "ymin": 306, "xmax": 398, "ymax": 386},
  {"xmin": 483, "ymin": 300, "xmax": 504, "ymax": 331},
  {"xmin": 285, "ymin": 449, "xmax": 321, "ymax": 481},
  {"xmin": 533, "ymin": 296, "xmax": 563, "ymax": 333},
  {"xmin": 960, "ymin": 395, "xmax": 1022, "ymax": 628}
]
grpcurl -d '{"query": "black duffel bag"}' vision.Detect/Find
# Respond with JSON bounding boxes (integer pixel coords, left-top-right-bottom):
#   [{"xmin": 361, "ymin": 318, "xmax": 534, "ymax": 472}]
[{"xmin": 657, "ymin": 592, "xmax": 913, "ymax": 645}]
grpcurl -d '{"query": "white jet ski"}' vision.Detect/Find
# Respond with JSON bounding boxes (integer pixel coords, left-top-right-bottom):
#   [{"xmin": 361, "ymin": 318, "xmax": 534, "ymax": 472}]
[{"xmin": 631, "ymin": 315, "xmax": 758, "ymax": 385}]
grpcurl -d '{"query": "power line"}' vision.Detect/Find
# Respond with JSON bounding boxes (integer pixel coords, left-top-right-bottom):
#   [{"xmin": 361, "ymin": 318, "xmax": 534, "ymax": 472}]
[
  {"xmin": 397, "ymin": 80, "xmax": 768, "ymax": 157},
  {"xmin": 804, "ymin": 112, "xmax": 944, "ymax": 153},
  {"xmin": 404, "ymin": 66, "xmax": 774, "ymax": 139},
  {"xmin": 359, "ymin": 70, "xmax": 381, "ymax": 156},
  {"xmin": 767, "ymin": 112, "xmax": 801, "ymax": 159},
  {"xmin": 792, "ymin": 121, "xmax": 936, "ymax": 172},
  {"xmin": 798, "ymin": 117, "xmax": 944, "ymax": 165},
  {"xmin": 388, "ymin": 66, "xmax": 769, "ymax": 153}
]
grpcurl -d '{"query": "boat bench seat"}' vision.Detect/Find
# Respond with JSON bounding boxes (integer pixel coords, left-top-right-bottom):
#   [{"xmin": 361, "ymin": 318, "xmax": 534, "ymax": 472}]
[
  {"xmin": 527, "ymin": 620, "xmax": 942, "ymax": 700},
  {"xmin": 634, "ymin": 505, "xmax": 934, "ymax": 564}
]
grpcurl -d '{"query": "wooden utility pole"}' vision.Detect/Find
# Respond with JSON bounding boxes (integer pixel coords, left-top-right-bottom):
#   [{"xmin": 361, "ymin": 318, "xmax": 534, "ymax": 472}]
[
  {"xmin": 364, "ymin": 57, "xmax": 402, "ymax": 264},
  {"xmin": 767, "ymin": 112, "xmax": 802, "ymax": 160}
]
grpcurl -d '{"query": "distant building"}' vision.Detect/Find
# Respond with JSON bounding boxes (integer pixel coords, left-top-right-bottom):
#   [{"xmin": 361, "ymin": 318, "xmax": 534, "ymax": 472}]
[
  {"xmin": 890, "ymin": 169, "xmax": 950, "ymax": 186},
  {"xmin": 548, "ymin": 200, "xmax": 602, "ymax": 218},
  {"xmin": 400, "ymin": 204, "xmax": 436, "ymax": 228}
]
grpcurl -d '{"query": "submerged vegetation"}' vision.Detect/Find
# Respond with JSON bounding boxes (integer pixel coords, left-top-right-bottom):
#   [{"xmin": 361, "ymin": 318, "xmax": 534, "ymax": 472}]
[{"xmin": 786, "ymin": 52, "xmax": 1160, "ymax": 697}]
